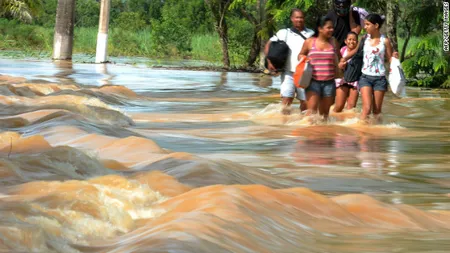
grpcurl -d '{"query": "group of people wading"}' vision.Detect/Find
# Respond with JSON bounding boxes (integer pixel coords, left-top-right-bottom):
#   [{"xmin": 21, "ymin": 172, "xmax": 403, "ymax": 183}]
[{"xmin": 264, "ymin": 0, "xmax": 398, "ymax": 123}]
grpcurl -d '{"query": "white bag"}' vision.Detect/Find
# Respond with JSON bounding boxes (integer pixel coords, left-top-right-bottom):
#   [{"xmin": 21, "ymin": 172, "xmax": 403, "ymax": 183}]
[{"xmin": 388, "ymin": 57, "xmax": 406, "ymax": 97}]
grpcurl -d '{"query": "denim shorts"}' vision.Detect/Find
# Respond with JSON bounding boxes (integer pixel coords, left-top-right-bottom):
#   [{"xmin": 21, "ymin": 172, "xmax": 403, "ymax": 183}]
[
  {"xmin": 358, "ymin": 74, "xmax": 388, "ymax": 91},
  {"xmin": 305, "ymin": 79, "xmax": 336, "ymax": 98}
]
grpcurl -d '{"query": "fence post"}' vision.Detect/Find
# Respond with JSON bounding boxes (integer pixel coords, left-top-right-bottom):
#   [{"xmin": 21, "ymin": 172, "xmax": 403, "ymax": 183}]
[{"xmin": 95, "ymin": 0, "xmax": 111, "ymax": 63}]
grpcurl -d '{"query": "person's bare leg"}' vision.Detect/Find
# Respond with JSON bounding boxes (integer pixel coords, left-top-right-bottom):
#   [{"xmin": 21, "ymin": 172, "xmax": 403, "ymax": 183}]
[
  {"xmin": 306, "ymin": 91, "xmax": 319, "ymax": 115},
  {"xmin": 334, "ymin": 85, "xmax": 349, "ymax": 112},
  {"xmin": 319, "ymin": 96, "xmax": 335, "ymax": 121},
  {"xmin": 346, "ymin": 87, "xmax": 359, "ymax": 109},
  {"xmin": 372, "ymin": 90, "xmax": 386, "ymax": 124},
  {"xmin": 281, "ymin": 97, "xmax": 294, "ymax": 115},
  {"xmin": 359, "ymin": 86, "xmax": 373, "ymax": 122},
  {"xmin": 299, "ymin": 100, "xmax": 307, "ymax": 112}
]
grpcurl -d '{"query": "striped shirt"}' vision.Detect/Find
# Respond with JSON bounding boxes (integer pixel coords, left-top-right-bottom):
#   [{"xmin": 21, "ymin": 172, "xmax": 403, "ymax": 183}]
[{"xmin": 308, "ymin": 38, "xmax": 336, "ymax": 81}]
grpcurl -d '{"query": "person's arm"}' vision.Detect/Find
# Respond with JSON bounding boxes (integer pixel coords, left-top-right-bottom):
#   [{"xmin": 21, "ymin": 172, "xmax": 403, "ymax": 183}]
[
  {"xmin": 341, "ymin": 37, "xmax": 362, "ymax": 62},
  {"xmin": 298, "ymin": 38, "xmax": 312, "ymax": 60},
  {"xmin": 264, "ymin": 40, "xmax": 271, "ymax": 56},
  {"xmin": 387, "ymin": 38, "xmax": 399, "ymax": 58},
  {"xmin": 350, "ymin": 10, "xmax": 361, "ymax": 35},
  {"xmin": 333, "ymin": 38, "xmax": 342, "ymax": 60},
  {"xmin": 339, "ymin": 36, "xmax": 363, "ymax": 69},
  {"xmin": 384, "ymin": 37, "xmax": 393, "ymax": 63}
]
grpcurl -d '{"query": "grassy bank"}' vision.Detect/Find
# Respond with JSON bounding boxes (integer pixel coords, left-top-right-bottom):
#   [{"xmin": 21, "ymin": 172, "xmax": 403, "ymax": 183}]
[{"xmin": 0, "ymin": 19, "xmax": 228, "ymax": 64}]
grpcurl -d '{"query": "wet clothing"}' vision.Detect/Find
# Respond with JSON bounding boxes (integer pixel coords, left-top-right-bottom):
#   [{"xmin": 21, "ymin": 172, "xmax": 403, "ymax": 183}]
[
  {"xmin": 358, "ymin": 74, "xmax": 388, "ymax": 91},
  {"xmin": 308, "ymin": 38, "xmax": 336, "ymax": 81},
  {"xmin": 280, "ymin": 71, "xmax": 306, "ymax": 100},
  {"xmin": 306, "ymin": 79, "xmax": 336, "ymax": 98},
  {"xmin": 270, "ymin": 27, "xmax": 314, "ymax": 100},
  {"xmin": 362, "ymin": 34, "xmax": 386, "ymax": 76}
]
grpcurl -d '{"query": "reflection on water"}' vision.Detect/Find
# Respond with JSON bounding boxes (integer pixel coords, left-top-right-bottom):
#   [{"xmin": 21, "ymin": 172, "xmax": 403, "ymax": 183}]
[{"xmin": 0, "ymin": 58, "xmax": 449, "ymax": 252}]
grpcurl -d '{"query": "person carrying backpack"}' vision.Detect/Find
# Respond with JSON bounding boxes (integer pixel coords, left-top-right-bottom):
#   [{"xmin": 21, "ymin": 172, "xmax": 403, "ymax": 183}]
[{"xmin": 264, "ymin": 8, "xmax": 314, "ymax": 114}]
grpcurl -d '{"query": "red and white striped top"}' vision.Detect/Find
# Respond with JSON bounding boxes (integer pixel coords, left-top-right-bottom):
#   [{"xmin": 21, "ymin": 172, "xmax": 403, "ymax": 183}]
[{"xmin": 308, "ymin": 38, "xmax": 336, "ymax": 81}]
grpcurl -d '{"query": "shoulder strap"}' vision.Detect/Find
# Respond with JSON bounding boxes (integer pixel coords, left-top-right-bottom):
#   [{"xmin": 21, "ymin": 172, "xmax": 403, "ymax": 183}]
[
  {"xmin": 359, "ymin": 35, "xmax": 367, "ymax": 49},
  {"xmin": 298, "ymin": 31, "xmax": 307, "ymax": 40}
]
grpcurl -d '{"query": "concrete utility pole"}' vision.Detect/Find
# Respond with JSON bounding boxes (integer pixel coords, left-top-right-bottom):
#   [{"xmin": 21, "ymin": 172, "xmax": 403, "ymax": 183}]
[
  {"xmin": 52, "ymin": 0, "xmax": 76, "ymax": 60},
  {"xmin": 95, "ymin": 0, "xmax": 111, "ymax": 63}
]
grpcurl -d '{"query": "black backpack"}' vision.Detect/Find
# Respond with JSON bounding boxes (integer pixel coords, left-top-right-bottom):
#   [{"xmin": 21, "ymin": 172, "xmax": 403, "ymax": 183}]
[
  {"xmin": 344, "ymin": 35, "xmax": 367, "ymax": 82},
  {"xmin": 266, "ymin": 29, "xmax": 290, "ymax": 71}
]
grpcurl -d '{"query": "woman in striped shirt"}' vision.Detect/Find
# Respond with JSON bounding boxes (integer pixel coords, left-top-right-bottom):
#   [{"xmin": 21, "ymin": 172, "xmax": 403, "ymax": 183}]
[{"xmin": 298, "ymin": 16, "xmax": 342, "ymax": 121}]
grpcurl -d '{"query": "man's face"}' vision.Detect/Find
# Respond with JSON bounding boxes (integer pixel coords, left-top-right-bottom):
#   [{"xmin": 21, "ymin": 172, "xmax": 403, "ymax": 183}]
[
  {"xmin": 290, "ymin": 11, "xmax": 305, "ymax": 29},
  {"xmin": 334, "ymin": 1, "xmax": 350, "ymax": 16}
]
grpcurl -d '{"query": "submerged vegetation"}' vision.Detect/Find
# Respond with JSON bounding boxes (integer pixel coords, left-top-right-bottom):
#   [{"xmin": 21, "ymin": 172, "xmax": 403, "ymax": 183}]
[{"xmin": 0, "ymin": 0, "xmax": 448, "ymax": 87}]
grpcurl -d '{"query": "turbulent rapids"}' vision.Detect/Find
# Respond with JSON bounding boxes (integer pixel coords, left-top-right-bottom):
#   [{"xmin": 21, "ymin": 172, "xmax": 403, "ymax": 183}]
[{"xmin": 0, "ymin": 59, "xmax": 449, "ymax": 253}]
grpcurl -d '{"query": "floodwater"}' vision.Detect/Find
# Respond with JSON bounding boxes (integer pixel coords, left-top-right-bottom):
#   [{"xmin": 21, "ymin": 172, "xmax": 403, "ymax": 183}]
[{"xmin": 0, "ymin": 58, "xmax": 449, "ymax": 253}]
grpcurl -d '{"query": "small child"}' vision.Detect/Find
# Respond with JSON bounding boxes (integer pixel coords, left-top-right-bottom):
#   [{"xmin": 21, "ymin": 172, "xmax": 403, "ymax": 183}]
[{"xmin": 334, "ymin": 31, "xmax": 359, "ymax": 112}]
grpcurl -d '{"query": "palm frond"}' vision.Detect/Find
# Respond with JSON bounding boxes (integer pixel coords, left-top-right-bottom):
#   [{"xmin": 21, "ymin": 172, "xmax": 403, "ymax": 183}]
[{"xmin": 1, "ymin": 0, "xmax": 33, "ymax": 23}]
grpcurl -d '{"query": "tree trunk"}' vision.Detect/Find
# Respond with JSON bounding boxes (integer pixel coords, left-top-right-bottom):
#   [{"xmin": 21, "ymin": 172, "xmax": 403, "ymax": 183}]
[
  {"xmin": 260, "ymin": 1, "xmax": 272, "ymax": 69},
  {"xmin": 205, "ymin": 0, "xmax": 231, "ymax": 69},
  {"xmin": 400, "ymin": 30, "xmax": 410, "ymax": 62},
  {"xmin": 240, "ymin": 3, "xmax": 261, "ymax": 68},
  {"xmin": 246, "ymin": 33, "xmax": 261, "ymax": 67},
  {"xmin": 386, "ymin": 1, "xmax": 399, "ymax": 52},
  {"xmin": 217, "ymin": 22, "xmax": 230, "ymax": 69},
  {"xmin": 53, "ymin": 0, "xmax": 76, "ymax": 60}
]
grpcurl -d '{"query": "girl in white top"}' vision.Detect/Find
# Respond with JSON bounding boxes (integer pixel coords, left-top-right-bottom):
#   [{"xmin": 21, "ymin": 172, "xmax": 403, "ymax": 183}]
[{"xmin": 339, "ymin": 13, "xmax": 394, "ymax": 123}]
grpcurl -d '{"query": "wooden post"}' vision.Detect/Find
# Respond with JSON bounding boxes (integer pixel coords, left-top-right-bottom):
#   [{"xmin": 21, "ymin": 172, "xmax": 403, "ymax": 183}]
[
  {"xmin": 52, "ymin": 0, "xmax": 76, "ymax": 60},
  {"xmin": 95, "ymin": 0, "xmax": 111, "ymax": 63}
]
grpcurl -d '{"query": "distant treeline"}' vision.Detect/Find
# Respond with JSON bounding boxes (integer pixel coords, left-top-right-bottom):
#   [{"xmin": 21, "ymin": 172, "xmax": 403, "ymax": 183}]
[{"xmin": 0, "ymin": 0, "xmax": 448, "ymax": 87}]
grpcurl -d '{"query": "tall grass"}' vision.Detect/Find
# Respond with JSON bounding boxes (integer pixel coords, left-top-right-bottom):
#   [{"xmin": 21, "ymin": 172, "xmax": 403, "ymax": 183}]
[
  {"xmin": 191, "ymin": 34, "xmax": 222, "ymax": 62},
  {"xmin": 0, "ymin": 19, "xmax": 53, "ymax": 55},
  {"xmin": 0, "ymin": 18, "xmax": 226, "ymax": 63}
]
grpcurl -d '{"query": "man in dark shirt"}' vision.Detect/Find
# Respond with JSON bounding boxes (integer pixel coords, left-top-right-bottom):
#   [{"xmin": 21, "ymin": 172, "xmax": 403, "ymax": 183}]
[{"xmin": 326, "ymin": 0, "xmax": 361, "ymax": 48}]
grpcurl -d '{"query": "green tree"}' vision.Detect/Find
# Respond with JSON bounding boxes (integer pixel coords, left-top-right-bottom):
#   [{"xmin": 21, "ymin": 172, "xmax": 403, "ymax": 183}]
[
  {"xmin": 0, "ymin": 0, "xmax": 42, "ymax": 23},
  {"xmin": 34, "ymin": 0, "xmax": 56, "ymax": 27},
  {"xmin": 397, "ymin": 0, "xmax": 441, "ymax": 62},
  {"xmin": 150, "ymin": 0, "xmax": 208, "ymax": 56},
  {"xmin": 75, "ymin": 0, "xmax": 100, "ymax": 27},
  {"xmin": 114, "ymin": 12, "xmax": 146, "ymax": 31},
  {"xmin": 402, "ymin": 31, "xmax": 449, "ymax": 78},
  {"xmin": 230, "ymin": 0, "xmax": 265, "ymax": 67},
  {"xmin": 205, "ymin": 0, "xmax": 233, "ymax": 69}
]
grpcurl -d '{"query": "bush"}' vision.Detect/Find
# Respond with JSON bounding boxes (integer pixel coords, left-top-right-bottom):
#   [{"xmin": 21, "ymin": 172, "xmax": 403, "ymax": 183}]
[
  {"xmin": 228, "ymin": 17, "xmax": 253, "ymax": 67},
  {"xmin": 75, "ymin": 0, "xmax": 100, "ymax": 27},
  {"xmin": 408, "ymin": 75, "xmax": 449, "ymax": 88},
  {"xmin": 149, "ymin": 3, "xmax": 192, "ymax": 57},
  {"xmin": 113, "ymin": 12, "xmax": 146, "ymax": 31}
]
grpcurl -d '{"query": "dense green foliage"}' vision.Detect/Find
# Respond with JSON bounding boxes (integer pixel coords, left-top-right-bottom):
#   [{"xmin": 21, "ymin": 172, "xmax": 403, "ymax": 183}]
[{"xmin": 0, "ymin": 0, "xmax": 448, "ymax": 87}]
